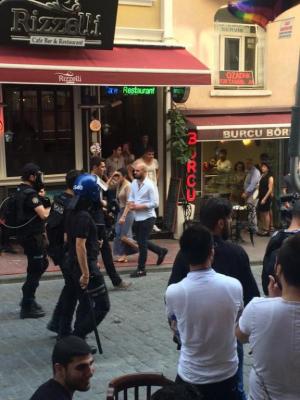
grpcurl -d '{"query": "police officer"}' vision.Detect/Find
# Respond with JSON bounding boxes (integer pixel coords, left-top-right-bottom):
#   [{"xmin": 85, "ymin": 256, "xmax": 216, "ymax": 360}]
[
  {"xmin": 46, "ymin": 169, "xmax": 81, "ymax": 337},
  {"xmin": 18, "ymin": 163, "xmax": 51, "ymax": 319},
  {"xmin": 66, "ymin": 174, "xmax": 110, "ymax": 342},
  {"xmin": 90, "ymin": 156, "xmax": 131, "ymax": 289}
]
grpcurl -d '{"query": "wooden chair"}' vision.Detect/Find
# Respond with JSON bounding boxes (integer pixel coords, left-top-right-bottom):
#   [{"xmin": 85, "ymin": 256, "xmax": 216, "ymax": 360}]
[{"xmin": 106, "ymin": 372, "xmax": 174, "ymax": 400}]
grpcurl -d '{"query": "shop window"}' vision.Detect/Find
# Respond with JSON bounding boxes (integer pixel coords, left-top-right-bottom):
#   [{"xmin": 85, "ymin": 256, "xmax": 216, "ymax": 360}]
[
  {"xmin": 214, "ymin": 7, "xmax": 265, "ymax": 89},
  {"xmin": 3, "ymin": 86, "xmax": 75, "ymax": 177}
]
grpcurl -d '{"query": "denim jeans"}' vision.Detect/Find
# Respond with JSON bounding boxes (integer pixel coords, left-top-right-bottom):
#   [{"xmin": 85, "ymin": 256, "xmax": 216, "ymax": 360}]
[
  {"xmin": 237, "ymin": 340, "xmax": 247, "ymax": 400},
  {"xmin": 135, "ymin": 217, "xmax": 163, "ymax": 270}
]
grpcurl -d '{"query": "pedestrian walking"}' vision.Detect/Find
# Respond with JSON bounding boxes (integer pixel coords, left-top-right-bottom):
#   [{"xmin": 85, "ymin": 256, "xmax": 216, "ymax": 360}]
[
  {"xmin": 46, "ymin": 169, "xmax": 81, "ymax": 337},
  {"xmin": 90, "ymin": 156, "xmax": 131, "ymax": 289},
  {"xmin": 125, "ymin": 161, "xmax": 168, "ymax": 278},
  {"xmin": 111, "ymin": 168, "xmax": 138, "ymax": 262},
  {"xmin": 17, "ymin": 163, "xmax": 51, "ymax": 319},
  {"xmin": 66, "ymin": 174, "xmax": 110, "ymax": 346}
]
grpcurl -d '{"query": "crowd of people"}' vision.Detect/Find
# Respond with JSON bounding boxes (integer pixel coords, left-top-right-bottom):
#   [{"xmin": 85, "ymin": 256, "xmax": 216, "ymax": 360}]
[
  {"xmin": 206, "ymin": 149, "xmax": 275, "ymax": 236},
  {"xmin": 1, "ymin": 140, "xmax": 300, "ymax": 399}
]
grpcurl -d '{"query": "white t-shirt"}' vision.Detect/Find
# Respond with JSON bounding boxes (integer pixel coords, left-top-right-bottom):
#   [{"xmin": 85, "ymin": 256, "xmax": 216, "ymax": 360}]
[
  {"xmin": 165, "ymin": 269, "xmax": 243, "ymax": 384},
  {"xmin": 239, "ymin": 297, "xmax": 300, "ymax": 400}
]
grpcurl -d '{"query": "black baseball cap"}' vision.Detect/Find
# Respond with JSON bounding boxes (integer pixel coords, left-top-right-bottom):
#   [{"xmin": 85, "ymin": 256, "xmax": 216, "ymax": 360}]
[{"xmin": 21, "ymin": 163, "xmax": 40, "ymax": 180}]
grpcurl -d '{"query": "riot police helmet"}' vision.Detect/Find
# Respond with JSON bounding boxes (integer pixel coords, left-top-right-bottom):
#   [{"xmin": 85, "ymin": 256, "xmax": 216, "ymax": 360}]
[{"xmin": 73, "ymin": 173, "xmax": 100, "ymax": 202}]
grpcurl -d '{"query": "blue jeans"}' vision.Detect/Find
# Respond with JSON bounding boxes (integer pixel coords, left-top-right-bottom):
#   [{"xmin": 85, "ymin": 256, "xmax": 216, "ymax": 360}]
[
  {"xmin": 237, "ymin": 341, "xmax": 247, "ymax": 400},
  {"xmin": 135, "ymin": 217, "xmax": 163, "ymax": 270},
  {"xmin": 113, "ymin": 209, "xmax": 135, "ymax": 256}
]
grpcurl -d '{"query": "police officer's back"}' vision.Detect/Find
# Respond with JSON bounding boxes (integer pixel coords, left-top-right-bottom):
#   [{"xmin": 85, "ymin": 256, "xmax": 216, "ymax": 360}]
[{"xmin": 18, "ymin": 163, "xmax": 50, "ymax": 319}]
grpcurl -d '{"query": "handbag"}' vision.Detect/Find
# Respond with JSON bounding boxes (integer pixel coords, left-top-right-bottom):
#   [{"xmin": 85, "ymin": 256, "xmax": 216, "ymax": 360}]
[{"xmin": 252, "ymin": 187, "xmax": 259, "ymax": 200}]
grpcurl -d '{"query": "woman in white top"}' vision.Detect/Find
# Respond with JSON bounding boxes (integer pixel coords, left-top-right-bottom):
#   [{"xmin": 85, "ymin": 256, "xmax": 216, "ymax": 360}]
[
  {"xmin": 110, "ymin": 168, "xmax": 138, "ymax": 262},
  {"xmin": 237, "ymin": 233, "xmax": 300, "ymax": 400},
  {"xmin": 128, "ymin": 147, "xmax": 159, "ymax": 185}
]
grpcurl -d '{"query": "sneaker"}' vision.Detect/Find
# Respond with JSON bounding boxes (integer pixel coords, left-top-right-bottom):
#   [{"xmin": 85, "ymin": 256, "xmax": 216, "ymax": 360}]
[
  {"xmin": 20, "ymin": 306, "xmax": 46, "ymax": 319},
  {"xmin": 156, "ymin": 248, "xmax": 168, "ymax": 265},
  {"xmin": 130, "ymin": 269, "xmax": 147, "ymax": 278},
  {"xmin": 153, "ymin": 224, "xmax": 161, "ymax": 232},
  {"xmin": 114, "ymin": 280, "xmax": 132, "ymax": 290}
]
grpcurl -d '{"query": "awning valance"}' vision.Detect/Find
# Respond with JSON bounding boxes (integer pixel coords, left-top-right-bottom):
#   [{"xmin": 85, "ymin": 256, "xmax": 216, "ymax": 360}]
[
  {"xmin": 186, "ymin": 112, "xmax": 291, "ymax": 141},
  {"xmin": 0, "ymin": 46, "xmax": 211, "ymax": 86}
]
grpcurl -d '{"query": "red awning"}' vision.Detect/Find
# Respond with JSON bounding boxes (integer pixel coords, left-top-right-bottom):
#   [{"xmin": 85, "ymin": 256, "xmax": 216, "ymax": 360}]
[
  {"xmin": 186, "ymin": 112, "xmax": 291, "ymax": 141},
  {"xmin": 0, "ymin": 46, "xmax": 211, "ymax": 86}
]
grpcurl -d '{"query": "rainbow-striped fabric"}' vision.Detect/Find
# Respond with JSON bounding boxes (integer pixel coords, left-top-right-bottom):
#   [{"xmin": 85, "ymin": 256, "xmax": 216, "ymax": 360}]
[{"xmin": 228, "ymin": 0, "xmax": 300, "ymax": 28}]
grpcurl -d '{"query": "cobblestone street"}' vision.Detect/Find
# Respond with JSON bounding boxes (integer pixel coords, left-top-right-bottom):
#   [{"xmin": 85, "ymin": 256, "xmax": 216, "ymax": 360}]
[{"xmin": 0, "ymin": 266, "xmax": 262, "ymax": 400}]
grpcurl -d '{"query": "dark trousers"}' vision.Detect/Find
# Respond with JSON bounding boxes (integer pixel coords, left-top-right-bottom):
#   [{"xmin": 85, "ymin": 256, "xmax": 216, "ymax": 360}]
[
  {"xmin": 49, "ymin": 253, "xmax": 77, "ymax": 336},
  {"xmin": 175, "ymin": 373, "xmax": 238, "ymax": 400},
  {"xmin": 236, "ymin": 341, "xmax": 247, "ymax": 400},
  {"xmin": 135, "ymin": 217, "xmax": 163, "ymax": 270},
  {"xmin": 97, "ymin": 225, "xmax": 122, "ymax": 287},
  {"xmin": 72, "ymin": 260, "xmax": 110, "ymax": 338},
  {"xmin": 20, "ymin": 233, "xmax": 49, "ymax": 307}
]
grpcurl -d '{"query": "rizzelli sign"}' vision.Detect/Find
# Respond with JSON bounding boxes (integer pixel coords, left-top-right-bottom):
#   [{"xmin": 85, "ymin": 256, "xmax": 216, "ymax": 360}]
[{"xmin": 0, "ymin": 0, "xmax": 118, "ymax": 48}]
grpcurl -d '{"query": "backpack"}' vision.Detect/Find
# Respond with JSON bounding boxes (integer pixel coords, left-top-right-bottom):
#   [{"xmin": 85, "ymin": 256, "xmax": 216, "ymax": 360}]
[
  {"xmin": 0, "ymin": 186, "xmax": 36, "ymax": 229},
  {"xmin": 46, "ymin": 193, "xmax": 69, "ymax": 265}
]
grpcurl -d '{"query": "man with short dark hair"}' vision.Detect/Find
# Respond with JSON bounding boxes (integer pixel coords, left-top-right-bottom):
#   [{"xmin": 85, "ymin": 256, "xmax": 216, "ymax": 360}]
[
  {"xmin": 168, "ymin": 197, "xmax": 259, "ymax": 400},
  {"xmin": 29, "ymin": 336, "xmax": 94, "ymax": 399},
  {"xmin": 166, "ymin": 224, "xmax": 243, "ymax": 399},
  {"xmin": 237, "ymin": 234, "xmax": 300, "ymax": 399},
  {"xmin": 261, "ymin": 199, "xmax": 300, "ymax": 295},
  {"xmin": 90, "ymin": 156, "xmax": 131, "ymax": 289}
]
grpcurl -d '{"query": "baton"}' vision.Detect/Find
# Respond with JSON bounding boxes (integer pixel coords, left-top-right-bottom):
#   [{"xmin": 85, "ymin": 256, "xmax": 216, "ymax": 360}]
[{"xmin": 85, "ymin": 289, "xmax": 103, "ymax": 354}]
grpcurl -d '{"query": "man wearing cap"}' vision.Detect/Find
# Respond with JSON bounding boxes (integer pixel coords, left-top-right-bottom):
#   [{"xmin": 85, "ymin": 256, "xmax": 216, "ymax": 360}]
[
  {"xmin": 18, "ymin": 163, "xmax": 51, "ymax": 319},
  {"xmin": 29, "ymin": 335, "xmax": 94, "ymax": 399}
]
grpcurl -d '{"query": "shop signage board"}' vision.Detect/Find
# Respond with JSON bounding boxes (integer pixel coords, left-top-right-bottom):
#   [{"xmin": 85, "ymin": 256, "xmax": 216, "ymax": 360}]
[
  {"xmin": 0, "ymin": 0, "xmax": 118, "ymax": 49},
  {"xmin": 197, "ymin": 126, "xmax": 291, "ymax": 142},
  {"xmin": 104, "ymin": 86, "xmax": 157, "ymax": 96},
  {"xmin": 279, "ymin": 18, "xmax": 294, "ymax": 39},
  {"xmin": 219, "ymin": 71, "xmax": 254, "ymax": 86}
]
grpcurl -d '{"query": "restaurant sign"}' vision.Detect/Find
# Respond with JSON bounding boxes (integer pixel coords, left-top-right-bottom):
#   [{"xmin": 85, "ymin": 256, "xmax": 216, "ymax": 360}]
[
  {"xmin": 197, "ymin": 126, "xmax": 291, "ymax": 142},
  {"xmin": 0, "ymin": 0, "xmax": 118, "ymax": 49}
]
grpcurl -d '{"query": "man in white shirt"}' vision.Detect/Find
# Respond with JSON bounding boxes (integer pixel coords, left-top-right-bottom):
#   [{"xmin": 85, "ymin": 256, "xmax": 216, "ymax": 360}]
[
  {"xmin": 242, "ymin": 158, "xmax": 261, "ymax": 233},
  {"xmin": 237, "ymin": 233, "xmax": 300, "ymax": 400},
  {"xmin": 125, "ymin": 161, "xmax": 167, "ymax": 277},
  {"xmin": 165, "ymin": 224, "xmax": 243, "ymax": 399}
]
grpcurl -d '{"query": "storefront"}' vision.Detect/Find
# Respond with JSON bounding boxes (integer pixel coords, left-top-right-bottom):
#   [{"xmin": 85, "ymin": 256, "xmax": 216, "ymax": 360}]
[
  {"xmin": 185, "ymin": 110, "xmax": 291, "ymax": 210},
  {"xmin": 0, "ymin": 0, "xmax": 211, "ymax": 213}
]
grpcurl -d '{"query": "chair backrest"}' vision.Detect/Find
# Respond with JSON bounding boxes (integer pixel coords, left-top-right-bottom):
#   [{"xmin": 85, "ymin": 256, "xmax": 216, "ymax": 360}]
[{"xmin": 106, "ymin": 372, "xmax": 174, "ymax": 400}]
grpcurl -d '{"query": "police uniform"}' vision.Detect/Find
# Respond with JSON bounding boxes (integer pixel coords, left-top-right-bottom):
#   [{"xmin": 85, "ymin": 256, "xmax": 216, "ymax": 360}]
[
  {"xmin": 66, "ymin": 206, "xmax": 110, "ymax": 338},
  {"xmin": 47, "ymin": 191, "xmax": 77, "ymax": 336},
  {"xmin": 18, "ymin": 183, "xmax": 49, "ymax": 318},
  {"xmin": 90, "ymin": 189, "xmax": 123, "ymax": 287}
]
